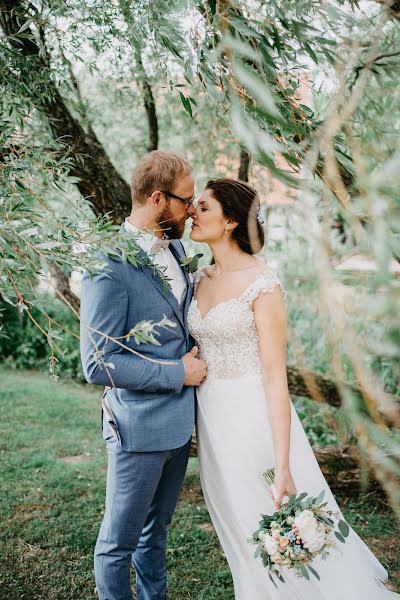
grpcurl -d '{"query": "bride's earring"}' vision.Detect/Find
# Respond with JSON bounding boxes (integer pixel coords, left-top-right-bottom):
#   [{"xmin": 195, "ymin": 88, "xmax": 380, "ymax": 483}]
[{"xmin": 225, "ymin": 227, "xmax": 228, "ymax": 235}]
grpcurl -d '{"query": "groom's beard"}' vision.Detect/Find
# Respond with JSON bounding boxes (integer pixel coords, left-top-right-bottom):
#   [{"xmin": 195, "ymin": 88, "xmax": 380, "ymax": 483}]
[{"xmin": 157, "ymin": 206, "xmax": 187, "ymax": 239}]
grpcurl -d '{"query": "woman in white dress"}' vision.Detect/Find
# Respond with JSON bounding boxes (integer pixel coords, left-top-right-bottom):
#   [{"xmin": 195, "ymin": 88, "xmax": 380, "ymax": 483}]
[{"xmin": 187, "ymin": 178, "xmax": 399, "ymax": 600}]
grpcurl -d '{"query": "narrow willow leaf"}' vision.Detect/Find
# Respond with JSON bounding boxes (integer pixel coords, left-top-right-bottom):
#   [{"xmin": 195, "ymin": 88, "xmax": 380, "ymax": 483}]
[
  {"xmin": 0, "ymin": 290, "xmax": 16, "ymax": 306},
  {"xmin": 232, "ymin": 59, "xmax": 280, "ymax": 117},
  {"xmin": 179, "ymin": 92, "xmax": 193, "ymax": 118}
]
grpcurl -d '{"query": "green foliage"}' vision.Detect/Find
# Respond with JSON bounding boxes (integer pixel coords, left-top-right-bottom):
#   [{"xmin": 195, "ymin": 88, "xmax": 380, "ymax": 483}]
[
  {"xmin": 293, "ymin": 397, "xmax": 339, "ymax": 447},
  {"xmin": 0, "ymin": 297, "xmax": 82, "ymax": 380}
]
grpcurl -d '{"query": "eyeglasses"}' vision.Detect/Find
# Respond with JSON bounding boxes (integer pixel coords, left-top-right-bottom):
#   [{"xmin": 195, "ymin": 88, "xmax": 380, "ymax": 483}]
[{"xmin": 160, "ymin": 190, "xmax": 195, "ymax": 207}]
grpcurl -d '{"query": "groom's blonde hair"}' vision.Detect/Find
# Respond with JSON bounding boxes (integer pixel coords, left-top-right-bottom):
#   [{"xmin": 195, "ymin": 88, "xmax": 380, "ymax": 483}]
[{"xmin": 131, "ymin": 150, "xmax": 192, "ymax": 206}]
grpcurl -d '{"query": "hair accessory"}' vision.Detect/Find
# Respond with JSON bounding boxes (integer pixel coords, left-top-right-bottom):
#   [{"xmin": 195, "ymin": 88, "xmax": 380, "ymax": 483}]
[{"xmin": 256, "ymin": 208, "xmax": 265, "ymax": 226}]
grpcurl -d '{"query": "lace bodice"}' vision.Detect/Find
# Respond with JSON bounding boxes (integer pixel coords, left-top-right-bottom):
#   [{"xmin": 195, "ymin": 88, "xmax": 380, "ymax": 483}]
[{"xmin": 187, "ymin": 267, "xmax": 286, "ymax": 381}]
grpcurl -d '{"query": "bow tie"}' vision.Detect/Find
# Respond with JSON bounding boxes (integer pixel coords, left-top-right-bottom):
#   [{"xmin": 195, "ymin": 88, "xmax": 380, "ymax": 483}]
[{"xmin": 151, "ymin": 237, "xmax": 171, "ymax": 253}]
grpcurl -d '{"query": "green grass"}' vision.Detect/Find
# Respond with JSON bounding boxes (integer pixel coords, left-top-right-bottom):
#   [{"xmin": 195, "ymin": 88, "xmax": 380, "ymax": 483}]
[{"xmin": 0, "ymin": 370, "xmax": 399, "ymax": 599}]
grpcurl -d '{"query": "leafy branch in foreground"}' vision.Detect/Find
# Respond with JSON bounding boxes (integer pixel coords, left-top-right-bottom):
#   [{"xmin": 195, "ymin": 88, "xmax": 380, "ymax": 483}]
[{"xmin": 0, "ymin": 127, "xmax": 174, "ymax": 378}]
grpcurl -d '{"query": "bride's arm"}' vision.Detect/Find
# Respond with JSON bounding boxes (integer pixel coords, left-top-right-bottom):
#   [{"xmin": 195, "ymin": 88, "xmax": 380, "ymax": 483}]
[{"xmin": 253, "ymin": 285, "xmax": 297, "ymax": 507}]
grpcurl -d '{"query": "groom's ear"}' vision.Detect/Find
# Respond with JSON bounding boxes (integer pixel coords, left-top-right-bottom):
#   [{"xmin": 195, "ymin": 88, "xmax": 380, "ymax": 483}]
[{"xmin": 149, "ymin": 190, "xmax": 164, "ymax": 206}]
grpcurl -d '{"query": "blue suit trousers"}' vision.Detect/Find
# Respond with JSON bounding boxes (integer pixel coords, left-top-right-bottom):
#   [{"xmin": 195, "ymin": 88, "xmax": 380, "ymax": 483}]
[{"xmin": 94, "ymin": 426, "xmax": 191, "ymax": 600}]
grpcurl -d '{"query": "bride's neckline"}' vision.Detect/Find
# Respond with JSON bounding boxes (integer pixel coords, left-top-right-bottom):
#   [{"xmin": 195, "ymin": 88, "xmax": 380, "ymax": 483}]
[
  {"xmin": 192, "ymin": 296, "xmax": 243, "ymax": 321},
  {"xmin": 192, "ymin": 268, "xmax": 273, "ymax": 321}
]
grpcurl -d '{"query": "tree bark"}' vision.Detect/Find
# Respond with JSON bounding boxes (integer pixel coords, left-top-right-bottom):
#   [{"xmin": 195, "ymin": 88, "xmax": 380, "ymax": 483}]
[
  {"xmin": 238, "ymin": 146, "xmax": 251, "ymax": 181},
  {"xmin": 117, "ymin": 0, "xmax": 159, "ymax": 152},
  {"xmin": 136, "ymin": 53, "xmax": 159, "ymax": 152},
  {"xmin": 286, "ymin": 365, "xmax": 400, "ymax": 426},
  {"xmin": 142, "ymin": 77, "xmax": 159, "ymax": 152},
  {"xmin": 0, "ymin": 0, "xmax": 131, "ymax": 224}
]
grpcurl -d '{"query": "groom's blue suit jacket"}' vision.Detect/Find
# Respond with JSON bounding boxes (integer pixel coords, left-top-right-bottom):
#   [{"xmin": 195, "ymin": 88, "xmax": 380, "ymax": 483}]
[{"xmin": 80, "ymin": 234, "xmax": 195, "ymax": 452}]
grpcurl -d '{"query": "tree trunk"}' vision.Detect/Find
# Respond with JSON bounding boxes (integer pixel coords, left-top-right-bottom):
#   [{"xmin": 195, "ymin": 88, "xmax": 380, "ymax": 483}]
[
  {"xmin": 117, "ymin": 0, "xmax": 159, "ymax": 152},
  {"xmin": 0, "ymin": 0, "xmax": 131, "ymax": 224},
  {"xmin": 143, "ymin": 78, "xmax": 159, "ymax": 152},
  {"xmin": 238, "ymin": 147, "xmax": 251, "ymax": 181},
  {"xmin": 138, "ymin": 57, "xmax": 159, "ymax": 152},
  {"xmin": 51, "ymin": 267, "xmax": 81, "ymax": 316},
  {"xmin": 286, "ymin": 365, "xmax": 400, "ymax": 426}
]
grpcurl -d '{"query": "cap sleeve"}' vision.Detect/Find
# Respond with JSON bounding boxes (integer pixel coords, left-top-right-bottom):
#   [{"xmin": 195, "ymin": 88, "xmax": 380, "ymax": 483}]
[
  {"xmin": 241, "ymin": 270, "xmax": 287, "ymax": 306},
  {"xmin": 193, "ymin": 267, "xmax": 207, "ymax": 292}
]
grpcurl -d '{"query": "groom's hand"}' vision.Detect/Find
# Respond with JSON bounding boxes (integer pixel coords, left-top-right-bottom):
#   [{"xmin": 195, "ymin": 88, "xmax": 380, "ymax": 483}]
[{"xmin": 182, "ymin": 346, "xmax": 207, "ymax": 386}]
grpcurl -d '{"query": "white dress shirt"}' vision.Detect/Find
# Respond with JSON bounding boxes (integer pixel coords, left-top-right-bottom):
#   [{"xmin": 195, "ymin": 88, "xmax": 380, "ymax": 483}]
[{"xmin": 124, "ymin": 218, "xmax": 186, "ymax": 305}]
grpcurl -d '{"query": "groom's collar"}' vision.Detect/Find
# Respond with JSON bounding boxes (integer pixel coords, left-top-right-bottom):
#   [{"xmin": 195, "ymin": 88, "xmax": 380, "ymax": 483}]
[{"xmin": 123, "ymin": 219, "xmax": 171, "ymax": 254}]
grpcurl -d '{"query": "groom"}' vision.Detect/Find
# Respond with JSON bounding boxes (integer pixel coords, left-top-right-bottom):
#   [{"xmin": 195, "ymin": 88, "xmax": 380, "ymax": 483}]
[{"xmin": 80, "ymin": 150, "xmax": 207, "ymax": 600}]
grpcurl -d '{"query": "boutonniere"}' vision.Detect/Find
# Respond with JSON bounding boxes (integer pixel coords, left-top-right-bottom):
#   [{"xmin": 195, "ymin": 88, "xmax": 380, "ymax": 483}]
[{"xmin": 180, "ymin": 253, "xmax": 204, "ymax": 274}]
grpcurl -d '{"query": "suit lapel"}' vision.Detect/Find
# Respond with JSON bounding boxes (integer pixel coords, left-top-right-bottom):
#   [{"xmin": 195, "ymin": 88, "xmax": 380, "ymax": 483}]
[
  {"xmin": 134, "ymin": 244, "xmax": 185, "ymax": 330},
  {"xmin": 169, "ymin": 240, "xmax": 193, "ymax": 324}
]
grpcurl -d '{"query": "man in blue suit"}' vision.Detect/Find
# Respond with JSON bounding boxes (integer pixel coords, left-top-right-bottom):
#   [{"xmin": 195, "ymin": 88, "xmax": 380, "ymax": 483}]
[{"xmin": 80, "ymin": 150, "xmax": 207, "ymax": 600}]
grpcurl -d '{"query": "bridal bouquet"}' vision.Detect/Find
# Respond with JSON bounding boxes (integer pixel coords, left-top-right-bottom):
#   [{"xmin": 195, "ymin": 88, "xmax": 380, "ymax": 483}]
[{"xmin": 250, "ymin": 468, "xmax": 350, "ymax": 586}]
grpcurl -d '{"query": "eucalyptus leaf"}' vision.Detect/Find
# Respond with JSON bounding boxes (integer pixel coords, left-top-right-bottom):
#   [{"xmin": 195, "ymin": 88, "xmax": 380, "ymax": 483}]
[
  {"xmin": 334, "ymin": 531, "xmax": 346, "ymax": 544},
  {"xmin": 299, "ymin": 565, "xmax": 310, "ymax": 580},
  {"xmin": 338, "ymin": 520, "xmax": 350, "ymax": 538}
]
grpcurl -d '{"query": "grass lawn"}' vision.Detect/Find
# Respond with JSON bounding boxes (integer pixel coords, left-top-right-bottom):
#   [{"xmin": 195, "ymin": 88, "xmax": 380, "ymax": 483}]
[{"xmin": 0, "ymin": 370, "xmax": 399, "ymax": 599}]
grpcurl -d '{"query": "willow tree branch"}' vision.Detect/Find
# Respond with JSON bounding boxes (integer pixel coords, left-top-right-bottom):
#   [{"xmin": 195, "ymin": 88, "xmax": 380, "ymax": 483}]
[{"xmin": 0, "ymin": 0, "xmax": 131, "ymax": 223}]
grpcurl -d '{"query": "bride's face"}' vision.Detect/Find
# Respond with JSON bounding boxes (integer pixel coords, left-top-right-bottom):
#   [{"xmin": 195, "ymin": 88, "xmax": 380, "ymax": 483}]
[{"xmin": 190, "ymin": 189, "xmax": 228, "ymax": 243}]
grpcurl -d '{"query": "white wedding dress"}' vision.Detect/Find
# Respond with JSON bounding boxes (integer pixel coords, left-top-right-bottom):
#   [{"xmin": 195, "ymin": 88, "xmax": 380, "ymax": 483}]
[{"xmin": 187, "ymin": 267, "xmax": 399, "ymax": 600}]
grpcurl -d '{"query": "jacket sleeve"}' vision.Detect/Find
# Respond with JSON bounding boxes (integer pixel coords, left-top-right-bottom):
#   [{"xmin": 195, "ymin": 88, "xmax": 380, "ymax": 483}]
[{"xmin": 79, "ymin": 264, "xmax": 185, "ymax": 393}]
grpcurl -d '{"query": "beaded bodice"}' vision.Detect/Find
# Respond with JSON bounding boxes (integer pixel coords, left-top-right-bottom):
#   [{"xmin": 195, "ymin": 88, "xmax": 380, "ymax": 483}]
[{"xmin": 187, "ymin": 268, "xmax": 286, "ymax": 381}]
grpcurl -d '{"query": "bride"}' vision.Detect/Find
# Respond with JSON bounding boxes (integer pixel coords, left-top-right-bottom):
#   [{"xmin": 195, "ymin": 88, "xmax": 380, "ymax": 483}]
[{"xmin": 187, "ymin": 177, "xmax": 399, "ymax": 599}]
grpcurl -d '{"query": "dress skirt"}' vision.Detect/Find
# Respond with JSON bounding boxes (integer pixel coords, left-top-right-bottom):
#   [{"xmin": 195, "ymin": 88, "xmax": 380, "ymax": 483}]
[{"xmin": 196, "ymin": 374, "xmax": 399, "ymax": 600}]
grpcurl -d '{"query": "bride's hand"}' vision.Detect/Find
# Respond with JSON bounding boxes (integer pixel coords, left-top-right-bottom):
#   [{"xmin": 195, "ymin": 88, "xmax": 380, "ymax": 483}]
[{"xmin": 271, "ymin": 468, "xmax": 297, "ymax": 510}]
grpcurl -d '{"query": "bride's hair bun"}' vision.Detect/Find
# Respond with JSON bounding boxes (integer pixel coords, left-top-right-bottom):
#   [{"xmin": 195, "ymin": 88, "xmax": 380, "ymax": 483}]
[{"xmin": 205, "ymin": 178, "xmax": 265, "ymax": 255}]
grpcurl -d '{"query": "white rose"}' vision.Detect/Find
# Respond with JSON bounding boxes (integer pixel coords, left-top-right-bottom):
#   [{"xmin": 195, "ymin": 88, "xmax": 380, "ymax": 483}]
[
  {"xmin": 295, "ymin": 510, "xmax": 316, "ymax": 530},
  {"xmin": 259, "ymin": 533, "xmax": 278, "ymax": 556},
  {"xmin": 304, "ymin": 527, "xmax": 326, "ymax": 553},
  {"xmin": 294, "ymin": 510, "xmax": 318, "ymax": 543}
]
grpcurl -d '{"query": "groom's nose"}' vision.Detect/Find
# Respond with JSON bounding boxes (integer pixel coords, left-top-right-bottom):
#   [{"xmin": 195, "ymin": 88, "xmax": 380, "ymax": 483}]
[{"xmin": 186, "ymin": 202, "xmax": 196, "ymax": 217}]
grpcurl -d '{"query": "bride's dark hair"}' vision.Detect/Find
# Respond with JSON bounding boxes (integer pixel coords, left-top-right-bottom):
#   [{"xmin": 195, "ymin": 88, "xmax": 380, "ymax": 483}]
[{"xmin": 205, "ymin": 178, "xmax": 265, "ymax": 255}]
